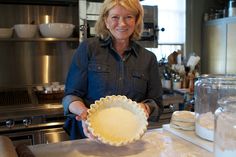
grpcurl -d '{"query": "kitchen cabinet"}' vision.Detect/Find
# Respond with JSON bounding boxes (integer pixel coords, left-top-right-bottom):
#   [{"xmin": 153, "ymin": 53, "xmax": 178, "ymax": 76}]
[{"xmin": 202, "ymin": 16, "xmax": 236, "ymax": 74}]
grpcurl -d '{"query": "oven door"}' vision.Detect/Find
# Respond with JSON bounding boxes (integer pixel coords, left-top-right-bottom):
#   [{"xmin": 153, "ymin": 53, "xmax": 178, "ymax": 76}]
[
  {"xmin": 41, "ymin": 127, "xmax": 70, "ymax": 144},
  {"xmin": 2, "ymin": 126, "xmax": 69, "ymax": 145},
  {"xmin": 5, "ymin": 130, "xmax": 41, "ymax": 146}
]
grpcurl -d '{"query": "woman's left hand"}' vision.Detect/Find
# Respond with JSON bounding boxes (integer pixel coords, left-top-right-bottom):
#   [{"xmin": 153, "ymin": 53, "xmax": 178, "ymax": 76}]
[
  {"xmin": 138, "ymin": 103, "xmax": 150, "ymax": 118},
  {"xmin": 82, "ymin": 120, "xmax": 96, "ymax": 140}
]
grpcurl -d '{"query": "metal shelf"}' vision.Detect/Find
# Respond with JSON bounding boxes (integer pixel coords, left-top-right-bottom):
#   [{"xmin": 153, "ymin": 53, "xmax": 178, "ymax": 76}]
[
  {"xmin": 0, "ymin": 0, "xmax": 78, "ymax": 6},
  {"xmin": 0, "ymin": 38, "xmax": 79, "ymax": 42}
]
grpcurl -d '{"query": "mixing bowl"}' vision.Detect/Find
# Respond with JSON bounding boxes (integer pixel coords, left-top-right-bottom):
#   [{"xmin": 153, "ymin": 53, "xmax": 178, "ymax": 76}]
[
  {"xmin": 39, "ymin": 23, "xmax": 75, "ymax": 38},
  {"xmin": 14, "ymin": 24, "xmax": 37, "ymax": 38}
]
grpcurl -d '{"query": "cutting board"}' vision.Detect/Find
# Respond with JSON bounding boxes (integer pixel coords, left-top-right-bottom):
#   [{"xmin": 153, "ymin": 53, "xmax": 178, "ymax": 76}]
[{"xmin": 163, "ymin": 124, "xmax": 213, "ymax": 152}]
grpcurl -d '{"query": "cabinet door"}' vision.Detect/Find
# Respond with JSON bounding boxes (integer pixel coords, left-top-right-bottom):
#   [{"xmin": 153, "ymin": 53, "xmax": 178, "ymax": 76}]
[
  {"xmin": 202, "ymin": 23, "xmax": 227, "ymax": 74},
  {"xmin": 226, "ymin": 23, "xmax": 236, "ymax": 74}
]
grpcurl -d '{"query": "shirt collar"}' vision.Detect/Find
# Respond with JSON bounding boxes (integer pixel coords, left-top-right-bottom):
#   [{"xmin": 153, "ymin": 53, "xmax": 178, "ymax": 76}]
[{"xmin": 99, "ymin": 36, "xmax": 139, "ymax": 57}]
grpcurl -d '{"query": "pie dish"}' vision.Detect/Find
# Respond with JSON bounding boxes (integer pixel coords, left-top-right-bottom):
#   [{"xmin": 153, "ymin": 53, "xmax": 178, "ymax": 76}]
[{"xmin": 86, "ymin": 95, "xmax": 148, "ymax": 146}]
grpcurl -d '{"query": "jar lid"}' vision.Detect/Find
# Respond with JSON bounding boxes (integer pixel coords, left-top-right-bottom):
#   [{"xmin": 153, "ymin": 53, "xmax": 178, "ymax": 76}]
[{"xmin": 195, "ymin": 74, "xmax": 236, "ymax": 87}]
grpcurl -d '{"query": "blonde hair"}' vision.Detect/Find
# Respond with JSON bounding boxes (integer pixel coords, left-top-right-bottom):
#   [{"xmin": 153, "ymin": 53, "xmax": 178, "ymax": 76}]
[{"xmin": 94, "ymin": 0, "xmax": 144, "ymax": 40}]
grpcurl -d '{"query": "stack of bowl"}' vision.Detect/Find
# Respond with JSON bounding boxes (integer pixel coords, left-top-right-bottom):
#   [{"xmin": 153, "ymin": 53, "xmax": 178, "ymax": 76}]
[{"xmin": 0, "ymin": 28, "xmax": 13, "ymax": 38}]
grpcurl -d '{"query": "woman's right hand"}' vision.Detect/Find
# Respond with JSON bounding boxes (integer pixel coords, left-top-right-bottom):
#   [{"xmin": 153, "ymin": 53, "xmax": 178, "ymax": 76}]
[
  {"xmin": 68, "ymin": 101, "xmax": 95, "ymax": 140},
  {"xmin": 69, "ymin": 100, "xmax": 88, "ymax": 121}
]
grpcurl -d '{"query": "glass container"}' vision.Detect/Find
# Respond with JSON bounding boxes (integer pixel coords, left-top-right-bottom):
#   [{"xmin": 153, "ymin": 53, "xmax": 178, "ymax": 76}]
[
  {"xmin": 194, "ymin": 74, "xmax": 236, "ymax": 141},
  {"xmin": 214, "ymin": 96, "xmax": 236, "ymax": 157}
]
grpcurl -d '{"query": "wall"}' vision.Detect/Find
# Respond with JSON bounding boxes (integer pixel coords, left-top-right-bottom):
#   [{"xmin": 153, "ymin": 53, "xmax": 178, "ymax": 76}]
[{"xmin": 185, "ymin": 0, "xmax": 225, "ymax": 73}]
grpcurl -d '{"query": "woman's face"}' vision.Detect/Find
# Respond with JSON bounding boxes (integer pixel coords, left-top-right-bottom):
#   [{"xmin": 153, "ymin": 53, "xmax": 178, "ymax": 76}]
[{"xmin": 105, "ymin": 5, "xmax": 136, "ymax": 41}]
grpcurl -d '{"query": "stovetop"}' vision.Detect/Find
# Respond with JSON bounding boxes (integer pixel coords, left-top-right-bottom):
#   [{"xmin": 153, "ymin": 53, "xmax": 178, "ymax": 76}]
[
  {"xmin": 0, "ymin": 103, "xmax": 64, "ymax": 120},
  {"xmin": 0, "ymin": 87, "xmax": 64, "ymax": 120}
]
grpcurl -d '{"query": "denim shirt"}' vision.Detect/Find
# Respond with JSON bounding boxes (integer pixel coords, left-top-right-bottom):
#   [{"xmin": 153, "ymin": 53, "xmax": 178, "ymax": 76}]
[{"xmin": 63, "ymin": 37, "xmax": 163, "ymax": 122}]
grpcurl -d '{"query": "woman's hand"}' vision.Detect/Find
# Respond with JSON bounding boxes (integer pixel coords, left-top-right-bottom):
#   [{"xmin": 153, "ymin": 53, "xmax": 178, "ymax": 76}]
[
  {"xmin": 81, "ymin": 120, "xmax": 96, "ymax": 140},
  {"xmin": 69, "ymin": 101, "xmax": 88, "ymax": 121},
  {"xmin": 69, "ymin": 101, "xmax": 96, "ymax": 140},
  {"xmin": 138, "ymin": 103, "xmax": 150, "ymax": 118}
]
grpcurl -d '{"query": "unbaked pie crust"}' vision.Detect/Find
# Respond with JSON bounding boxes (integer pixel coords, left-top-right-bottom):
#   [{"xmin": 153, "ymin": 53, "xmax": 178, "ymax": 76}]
[{"xmin": 86, "ymin": 95, "xmax": 148, "ymax": 146}]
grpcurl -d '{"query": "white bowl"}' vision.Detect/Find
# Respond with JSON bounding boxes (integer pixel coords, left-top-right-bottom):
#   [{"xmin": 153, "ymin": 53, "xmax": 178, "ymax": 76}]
[
  {"xmin": 0, "ymin": 28, "xmax": 13, "ymax": 38},
  {"xmin": 39, "ymin": 23, "xmax": 75, "ymax": 38},
  {"xmin": 14, "ymin": 24, "xmax": 37, "ymax": 38}
]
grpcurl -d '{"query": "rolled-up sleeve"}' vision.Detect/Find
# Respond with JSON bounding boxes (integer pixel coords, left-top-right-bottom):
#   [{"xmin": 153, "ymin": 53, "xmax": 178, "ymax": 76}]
[
  {"xmin": 62, "ymin": 41, "xmax": 89, "ymax": 117},
  {"xmin": 142, "ymin": 98, "xmax": 163, "ymax": 122},
  {"xmin": 62, "ymin": 95, "xmax": 84, "ymax": 116},
  {"xmin": 143, "ymin": 53, "xmax": 163, "ymax": 122}
]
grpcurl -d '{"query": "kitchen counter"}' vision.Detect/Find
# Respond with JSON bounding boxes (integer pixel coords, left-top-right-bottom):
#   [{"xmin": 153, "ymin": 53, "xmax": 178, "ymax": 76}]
[{"xmin": 28, "ymin": 128, "xmax": 213, "ymax": 157}]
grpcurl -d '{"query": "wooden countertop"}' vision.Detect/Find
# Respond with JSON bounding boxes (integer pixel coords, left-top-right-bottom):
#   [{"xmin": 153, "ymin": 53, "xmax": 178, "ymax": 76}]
[{"xmin": 28, "ymin": 129, "xmax": 213, "ymax": 157}]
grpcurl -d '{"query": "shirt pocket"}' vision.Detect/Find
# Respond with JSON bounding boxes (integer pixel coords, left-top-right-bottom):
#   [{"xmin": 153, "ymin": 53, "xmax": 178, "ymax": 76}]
[
  {"xmin": 132, "ymin": 71, "xmax": 148, "ymax": 94},
  {"xmin": 88, "ymin": 63, "xmax": 110, "ymax": 97},
  {"xmin": 88, "ymin": 63, "xmax": 110, "ymax": 73}
]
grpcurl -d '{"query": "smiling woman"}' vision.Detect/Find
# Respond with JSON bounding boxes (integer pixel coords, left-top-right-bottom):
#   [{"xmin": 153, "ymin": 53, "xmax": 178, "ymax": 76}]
[
  {"xmin": 104, "ymin": 5, "xmax": 136, "ymax": 49},
  {"xmin": 62, "ymin": 0, "xmax": 163, "ymax": 140}
]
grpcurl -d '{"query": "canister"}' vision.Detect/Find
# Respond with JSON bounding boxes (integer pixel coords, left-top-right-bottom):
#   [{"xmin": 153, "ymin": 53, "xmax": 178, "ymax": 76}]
[
  {"xmin": 194, "ymin": 74, "xmax": 236, "ymax": 141},
  {"xmin": 214, "ymin": 96, "xmax": 236, "ymax": 157},
  {"xmin": 228, "ymin": 0, "xmax": 236, "ymax": 17}
]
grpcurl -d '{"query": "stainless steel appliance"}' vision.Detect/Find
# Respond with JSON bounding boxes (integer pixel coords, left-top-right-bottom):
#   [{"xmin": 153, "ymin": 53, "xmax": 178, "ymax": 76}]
[
  {"xmin": 0, "ymin": 87, "xmax": 68, "ymax": 146},
  {"xmin": 137, "ymin": 5, "xmax": 162, "ymax": 48},
  {"xmin": 0, "ymin": 0, "xmax": 79, "ymax": 145},
  {"xmin": 0, "ymin": 2, "xmax": 79, "ymax": 87}
]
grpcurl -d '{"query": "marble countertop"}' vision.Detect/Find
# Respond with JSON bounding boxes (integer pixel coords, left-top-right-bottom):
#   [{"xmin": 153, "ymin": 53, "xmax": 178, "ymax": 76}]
[{"xmin": 29, "ymin": 129, "xmax": 213, "ymax": 157}]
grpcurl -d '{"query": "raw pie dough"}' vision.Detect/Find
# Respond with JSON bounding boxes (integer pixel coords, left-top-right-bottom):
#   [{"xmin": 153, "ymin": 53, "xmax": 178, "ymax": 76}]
[
  {"xmin": 86, "ymin": 95, "xmax": 148, "ymax": 146},
  {"xmin": 170, "ymin": 111, "xmax": 195, "ymax": 131},
  {"xmin": 171, "ymin": 111, "xmax": 195, "ymax": 123}
]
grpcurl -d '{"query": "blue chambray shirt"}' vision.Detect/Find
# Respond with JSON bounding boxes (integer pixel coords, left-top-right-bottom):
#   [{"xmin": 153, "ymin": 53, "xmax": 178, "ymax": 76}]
[{"xmin": 62, "ymin": 37, "xmax": 163, "ymax": 139}]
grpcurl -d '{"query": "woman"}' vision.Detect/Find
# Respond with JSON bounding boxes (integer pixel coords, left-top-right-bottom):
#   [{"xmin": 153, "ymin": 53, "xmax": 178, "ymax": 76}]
[{"xmin": 62, "ymin": 0, "xmax": 163, "ymax": 140}]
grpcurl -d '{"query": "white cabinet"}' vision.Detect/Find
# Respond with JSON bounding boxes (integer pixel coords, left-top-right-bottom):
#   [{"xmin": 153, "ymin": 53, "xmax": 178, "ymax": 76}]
[
  {"xmin": 202, "ymin": 17, "xmax": 236, "ymax": 74},
  {"xmin": 226, "ymin": 22, "xmax": 236, "ymax": 73}
]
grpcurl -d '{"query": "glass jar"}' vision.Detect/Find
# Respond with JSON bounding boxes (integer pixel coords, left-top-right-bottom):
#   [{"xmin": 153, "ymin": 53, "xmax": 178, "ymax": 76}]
[
  {"xmin": 228, "ymin": 0, "xmax": 236, "ymax": 17},
  {"xmin": 214, "ymin": 96, "xmax": 236, "ymax": 157},
  {"xmin": 194, "ymin": 74, "xmax": 236, "ymax": 141}
]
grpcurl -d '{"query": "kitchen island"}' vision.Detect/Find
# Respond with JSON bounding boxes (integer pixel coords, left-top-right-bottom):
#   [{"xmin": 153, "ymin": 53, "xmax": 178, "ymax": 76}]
[{"xmin": 28, "ymin": 128, "xmax": 213, "ymax": 157}]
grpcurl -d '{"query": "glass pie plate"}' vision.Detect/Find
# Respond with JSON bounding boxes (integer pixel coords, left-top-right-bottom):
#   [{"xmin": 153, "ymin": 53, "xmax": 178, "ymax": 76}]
[{"xmin": 86, "ymin": 95, "xmax": 148, "ymax": 146}]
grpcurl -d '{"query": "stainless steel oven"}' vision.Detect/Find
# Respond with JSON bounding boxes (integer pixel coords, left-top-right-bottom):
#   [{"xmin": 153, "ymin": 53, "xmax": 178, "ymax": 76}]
[
  {"xmin": 2, "ymin": 125, "xmax": 70, "ymax": 146},
  {"xmin": 0, "ymin": 87, "xmax": 70, "ymax": 146},
  {"xmin": 0, "ymin": 1, "xmax": 77, "ymax": 146},
  {"xmin": 0, "ymin": 111, "xmax": 70, "ymax": 146}
]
